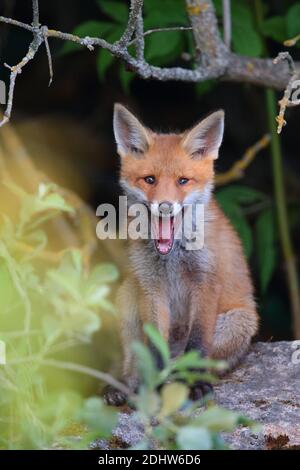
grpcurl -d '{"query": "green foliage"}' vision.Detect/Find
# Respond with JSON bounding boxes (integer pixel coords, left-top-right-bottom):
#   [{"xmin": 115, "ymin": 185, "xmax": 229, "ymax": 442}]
[
  {"xmin": 230, "ymin": 1, "xmax": 263, "ymax": 56},
  {"xmin": 216, "ymin": 185, "xmax": 281, "ymax": 294},
  {"xmin": 62, "ymin": 0, "xmax": 190, "ymax": 91},
  {"xmin": 0, "ymin": 181, "xmax": 118, "ymax": 449},
  {"xmin": 97, "ymin": 0, "xmax": 129, "ymax": 24},
  {"xmin": 214, "ymin": 0, "xmax": 263, "ymax": 56},
  {"xmin": 261, "ymin": 2, "xmax": 300, "ymax": 45},
  {"xmin": 216, "ymin": 185, "xmax": 266, "ymax": 258},
  {"xmin": 130, "ymin": 325, "xmax": 258, "ymax": 450},
  {"xmin": 262, "ymin": 16, "xmax": 287, "ymax": 43},
  {"xmin": 60, "ymin": 0, "xmax": 300, "ymax": 96},
  {"xmin": 286, "ymin": 3, "xmax": 300, "ymax": 39},
  {"xmin": 255, "ymin": 209, "xmax": 277, "ymax": 294}
]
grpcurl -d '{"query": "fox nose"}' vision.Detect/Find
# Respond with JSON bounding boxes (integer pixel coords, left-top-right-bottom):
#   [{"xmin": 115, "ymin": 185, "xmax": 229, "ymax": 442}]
[{"xmin": 159, "ymin": 201, "xmax": 174, "ymax": 216}]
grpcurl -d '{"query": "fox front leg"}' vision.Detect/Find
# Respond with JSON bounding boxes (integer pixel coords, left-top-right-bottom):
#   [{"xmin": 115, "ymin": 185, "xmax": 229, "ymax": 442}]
[{"xmin": 138, "ymin": 291, "xmax": 171, "ymax": 370}]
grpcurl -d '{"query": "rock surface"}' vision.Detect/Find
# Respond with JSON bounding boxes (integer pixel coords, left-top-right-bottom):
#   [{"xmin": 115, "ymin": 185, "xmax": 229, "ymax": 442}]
[
  {"xmin": 93, "ymin": 342, "xmax": 300, "ymax": 450},
  {"xmin": 215, "ymin": 341, "xmax": 300, "ymax": 449}
]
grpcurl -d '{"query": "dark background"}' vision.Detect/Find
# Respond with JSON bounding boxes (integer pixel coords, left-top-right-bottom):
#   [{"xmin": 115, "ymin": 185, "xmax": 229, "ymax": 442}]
[{"xmin": 1, "ymin": 0, "xmax": 300, "ymax": 341}]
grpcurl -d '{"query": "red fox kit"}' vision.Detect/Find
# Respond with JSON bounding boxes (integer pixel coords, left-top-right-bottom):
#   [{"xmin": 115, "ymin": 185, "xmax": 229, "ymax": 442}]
[{"xmin": 106, "ymin": 104, "xmax": 258, "ymax": 405}]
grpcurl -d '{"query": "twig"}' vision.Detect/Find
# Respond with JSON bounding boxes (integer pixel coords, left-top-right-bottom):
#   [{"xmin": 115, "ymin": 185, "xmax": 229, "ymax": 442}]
[
  {"xmin": 32, "ymin": 0, "xmax": 40, "ymax": 28},
  {"xmin": 0, "ymin": 0, "xmax": 44, "ymax": 127},
  {"xmin": 222, "ymin": 0, "xmax": 231, "ymax": 48},
  {"xmin": 0, "ymin": 16, "xmax": 34, "ymax": 32},
  {"xmin": 41, "ymin": 26, "xmax": 53, "ymax": 86},
  {"xmin": 41, "ymin": 359, "xmax": 131, "ymax": 395},
  {"xmin": 0, "ymin": 33, "xmax": 44, "ymax": 127},
  {"xmin": 9, "ymin": 356, "xmax": 131, "ymax": 396},
  {"xmin": 284, "ymin": 34, "xmax": 300, "ymax": 47},
  {"xmin": 216, "ymin": 134, "xmax": 270, "ymax": 186},
  {"xmin": 129, "ymin": 26, "xmax": 193, "ymax": 46},
  {"xmin": 273, "ymin": 52, "xmax": 300, "ymax": 134}
]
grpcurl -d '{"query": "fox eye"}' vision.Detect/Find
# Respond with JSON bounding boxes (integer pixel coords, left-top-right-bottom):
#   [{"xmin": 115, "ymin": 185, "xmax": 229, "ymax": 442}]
[
  {"xmin": 178, "ymin": 177, "xmax": 189, "ymax": 185},
  {"xmin": 144, "ymin": 175, "xmax": 156, "ymax": 185}
]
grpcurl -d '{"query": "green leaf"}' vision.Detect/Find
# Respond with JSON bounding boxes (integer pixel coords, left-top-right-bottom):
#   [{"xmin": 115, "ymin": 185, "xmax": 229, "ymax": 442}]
[
  {"xmin": 146, "ymin": 31, "xmax": 182, "ymax": 63},
  {"xmin": 287, "ymin": 3, "xmax": 300, "ymax": 38},
  {"xmin": 70, "ymin": 249, "xmax": 82, "ymax": 274},
  {"xmin": 212, "ymin": 0, "xmax": 223, "ymax": 16},
  {"xmin": 231, "ymin": 1, "xmax": 263, "ymax": 57},
  {"xmin": 136, "ymin": 386, "xmax": 160, "ymax": 417},
  {"xmin": 194, "ymin": 406, "xmax": 242, "ymax": 432},
  {"xmin": 42, "ymin": 315, "xmax": 61, "ymax": 341},
  {"xmin": 255, "ymin": 209, "xmax": 277, "ymax": 293},
  {"xmin": 195, "ymin": 80, "xmax": 217, "ymax": 98},
  {"xmin": 61, "ymin": 21, "xmax": 114, "ymax": 55},
  {"xmin": 38, "ymin": 391, "xmax": 82, "ymax": 433},
  {"xmin": 262, "ymin": 16, "xmax": 287, "ymax": 43},
  {"xmin": 96, "ymin": 27, "xmax": 123, "ymax": 80},
  {"xmin": 39, "ymin": 193, "xmax": 74, "ymax": 213},
  {"xmin": 216, "ymin": 185, "xmax": 265, "ymax": 205},
  {"xmin": 47, "ymin": 270, "xmax": 81, "ymax": 301},
  {"xmin": 172, "ymin": 350, "xmax": 226, "ymax": 372},
  {"xmin": 90, "ymin": 263, "xmax": 119, "ymax": 284},
  {"xmin": 97, "ymin": 49, "xmax": 115, "ymax": 80},
  {"xmin": 144, "ymin": 324, "xmax": 170, "ymax": 366},
  {"xmin": 119, "ymin": 65, "xmax": 135, "ymax": 94},
  {"xmin": 159, "ymin": 382, "xmax": 188, "ymax": 418},
  {"xmin": 144, "ymin": 0, "xmax": 188, "ymax": 26},
  {"xmin": 80, "ymin": 397, "xmax": 118, "ymax": 437},
  {"xmin": 177, "ymin": 426, "xmax": 212, "ymax": 450},
  {"xmin": 232, "ymin": 26, "xmax": 263, "ymax": 56},
  {"xmin": 97, "ymin": 0, "xmax": 128, "ymax": 24},
  {"xmin": 217, "ymin": 200, "xmax": 253, "ymax": 257},
  {"xmin": 132, "ymin": 341, "xmax": 158, "ymax": 388}
]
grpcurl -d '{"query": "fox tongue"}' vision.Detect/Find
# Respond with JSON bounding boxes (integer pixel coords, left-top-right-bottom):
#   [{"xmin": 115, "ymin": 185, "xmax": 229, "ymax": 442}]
[{"xmin": 154, "ymin": 216, "xmax": 174, "ymax": 255}]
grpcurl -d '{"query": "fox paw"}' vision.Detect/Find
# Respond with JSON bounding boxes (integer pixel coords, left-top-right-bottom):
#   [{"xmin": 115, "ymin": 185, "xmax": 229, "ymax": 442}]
[
  {"xmin": 189, "ymin": 381, "xmax": 213, "ymax": 401},
  {"xmin": 103, "ymin": 386, "xmax": 128, "ymax": 407}
]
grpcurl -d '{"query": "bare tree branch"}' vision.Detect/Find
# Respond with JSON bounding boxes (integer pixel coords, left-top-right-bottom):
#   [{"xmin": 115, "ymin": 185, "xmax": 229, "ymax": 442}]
[
  {"xmin": 186, "ymin": 0, "xmax": 228, "ymax": 68},
  {"xmin": 0, "ymin": 33, "xmax": 44, "ymax": 127},
  {"xmin": 117, "ymin": 0, "xmax": 143, "ymax": 47},
  {"xmin": 0, "ymin": 0, "xmax": 299, "ymax": 127},
  {"xmin": 32, "ymin": 0, "xmax": 40, "ymax": 28},
  {"xmin": 135, "ymin": 14, "xmax": 144, "ymax": 62}
]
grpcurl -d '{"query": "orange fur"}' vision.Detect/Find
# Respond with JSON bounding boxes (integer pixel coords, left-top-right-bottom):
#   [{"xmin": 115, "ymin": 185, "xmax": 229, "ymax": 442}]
[
  {"xmin": 121, "ymin": 133, "xmax": 214, "ymax": 204},
  {"xmin": 112, "ymin": 105, "xmax": 259, "ymax": 397}
]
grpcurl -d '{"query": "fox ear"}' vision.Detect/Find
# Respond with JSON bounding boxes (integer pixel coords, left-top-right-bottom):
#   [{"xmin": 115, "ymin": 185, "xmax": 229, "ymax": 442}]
[
  {"xmin": 113, "ymin": 103, "xmax": 150, "ymax": 157},
  {"xmin": 182, "ymin": 110, "xmax": 224, "ymax": 160}
]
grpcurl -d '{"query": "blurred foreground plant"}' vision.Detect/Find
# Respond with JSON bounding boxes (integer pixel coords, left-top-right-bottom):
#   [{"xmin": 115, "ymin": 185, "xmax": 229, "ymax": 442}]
[
  {"xmin": 124, "ymin": 325, "xmax": 258, "ymax": 450},
  {"xmin": 0, "ymin": 179, "xmax": 119, "ymax": 449}
]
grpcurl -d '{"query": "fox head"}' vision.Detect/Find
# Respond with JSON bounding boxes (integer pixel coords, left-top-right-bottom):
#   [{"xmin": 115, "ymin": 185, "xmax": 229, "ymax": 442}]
[{"xmin": 113, "ymin": 103, "xmax": 224, "ymax": 255}]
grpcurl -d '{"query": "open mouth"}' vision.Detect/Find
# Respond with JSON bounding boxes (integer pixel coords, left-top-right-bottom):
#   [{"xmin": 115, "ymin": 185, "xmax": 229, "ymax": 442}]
[{"xmin": 153, "ymin": 215, "xmax": 175, "ymax": 256}]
